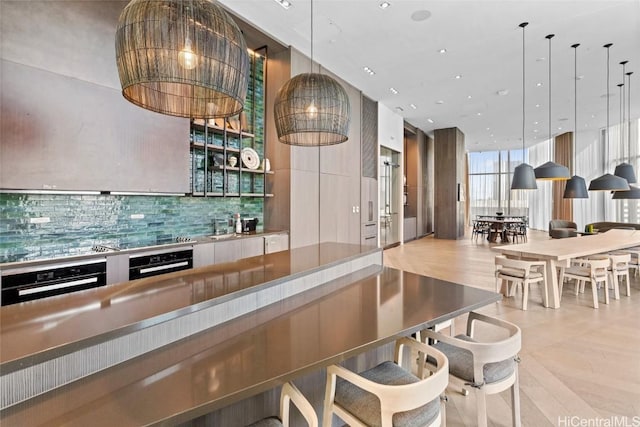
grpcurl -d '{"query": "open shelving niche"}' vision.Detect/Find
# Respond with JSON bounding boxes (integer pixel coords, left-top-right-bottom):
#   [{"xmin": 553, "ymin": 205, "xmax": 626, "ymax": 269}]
[{"xmin": 189, "ymin": 47, "xmax": 272, "ymax": 198}]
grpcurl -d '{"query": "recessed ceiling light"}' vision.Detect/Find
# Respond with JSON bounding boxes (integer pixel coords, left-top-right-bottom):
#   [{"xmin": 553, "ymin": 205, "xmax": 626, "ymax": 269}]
[
  {"xmin": 591, "ymin": 114, "xmax": 596, "ymax": 118},
  {"xmin": 490, "ymin": 134, "xmax": 494, "ymax": 137},
  {"xmin": 411, "ymin": 10, "xmax": 431, "ymax": 21},
  {"xmin": 427, "ymin": 118, "xmax": 434, "ymax": 123},
  {"xmin": 486, "ymin": 127, "xmax": 490, "ymax": 131},
  {"xmin": 273, "ymin": 0, "xmax": 292, "ymax": 10},
  {"xmin": 436, "ymin": 100, "xmax": 444, "ymax": 104},
  {"xmin": 534, "ymin": 121, "xmax": 539, "ymax": 125},
  {"xmin": 467, "ymin": 95, "xmax": 472, "ymax": 99},
  {"xmin": 533, "ymin": 129, "xmax": 538, "ymax": 133},
  {"xmin": 558, "ymin": 126, "xmax": 562, "ymax": 130},
  {"xmin": 535, "ymin": 104, "xmax": 541, "ymax": 108},
  {"xmin": 576, "ymin": 75, "xmax": 585, "ymax": 80},
  {"xmin": 476, "ymin": 112, "xmax": 482, "ymax": 116},
  {"xmin": 455, "ymin": 74, "xmax": 462, "ymax": 79},
  {"xmin": 379, "ymin": 1, "xmax": 391, "ymax": 9},
  {"xmin": 536, "ymin": 57, "xmax": 546, "ymax": 62},
  {"xmin": 363, "ymin": 66, "xmax": 375, "ymax": 76},
  {"xmin": 390, "ymin": 87, "xmax": 398, "ymax": 94},
  {"xmin": 395, "ymin": 106, "xmax": 404, "ymax": 112},
  {"xmin": 496, "ymin": 89, "xmax": 509, "ymax": 96},
  {"xmin": 536, "ymin": 82, "xmax": 543, "ymax": 87},
  {"xmin": 410, "ymin": 104, "xmax": 417, "ymax": 109},
  {"xmin": 438, "ymin": 48, "xmax": 447, "ymax": 54}
]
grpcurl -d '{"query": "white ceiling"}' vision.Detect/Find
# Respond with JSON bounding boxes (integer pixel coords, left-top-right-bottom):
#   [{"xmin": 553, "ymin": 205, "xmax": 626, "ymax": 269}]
[{"xmin": 219, "ymin": 0, "xmax": 640, "ymax": 152}]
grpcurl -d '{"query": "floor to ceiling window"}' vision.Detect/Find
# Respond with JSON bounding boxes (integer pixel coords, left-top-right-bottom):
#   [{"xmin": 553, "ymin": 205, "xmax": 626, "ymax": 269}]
[{"xmin": 468, "ymin": 150, "xmax": 530, "ymax": 222}]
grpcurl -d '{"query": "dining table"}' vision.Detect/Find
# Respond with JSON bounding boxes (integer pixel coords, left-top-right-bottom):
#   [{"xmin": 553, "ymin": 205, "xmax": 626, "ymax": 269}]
[{"xmin": 493, "ymin": 228, "xmax": 640, "ymax": 308}]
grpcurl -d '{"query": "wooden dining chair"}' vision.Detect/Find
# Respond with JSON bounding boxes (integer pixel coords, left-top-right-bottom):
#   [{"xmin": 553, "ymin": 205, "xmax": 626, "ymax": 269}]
[
  {"xmin": 420, "ymin": 312, "xmax": 522, "ymax": 427},
  {"xmin": 247, "ymin": 382, "xmax": 318, "ymax": 427},
  {"xmin": 559, "ymin": 257, "xmax": 610, "ymax": 308},
  {"xmin": 323, "ymin": 337, "xmax": 448, "ymax": 427},
  {"xmin": 495, "ymin": 255, "xmax": 547, "ymax": 310},
  {"xmin": 606, "ymin": 252, "xmax": 631, "ymax": 298}
]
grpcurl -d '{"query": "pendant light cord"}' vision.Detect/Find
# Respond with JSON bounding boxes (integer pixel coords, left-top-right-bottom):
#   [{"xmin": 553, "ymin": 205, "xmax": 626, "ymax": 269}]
[
  {"xmin": 310, "ymin": 0, "xmax": 314, "ymax": 72},
  {"xmin": 520, "ymin": 23, "xmax": 528, "ymax": 160},
  {"xmin": 604, "ymin": 43, "xmax": 613, "ymax": 170},
  {"xmin": 629, "ymin": 72, "xmax": 634, "ymax": 161},
  {"xmin": 547, "ymin": 34, "xmax": 554, "ymax": 157},
  {"xmin": 621, "ymin": 61, "xmax": 628, "ymax": 159},
  {"xmin": 572, "ymin": 43, "xmax": 579, "ymax": 175}
]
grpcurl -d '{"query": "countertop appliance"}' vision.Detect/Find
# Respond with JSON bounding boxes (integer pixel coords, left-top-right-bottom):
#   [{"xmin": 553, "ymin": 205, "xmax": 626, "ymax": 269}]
[
  {"xmin": 129, "ymin": 248, "xmax": 193, "ymax": 280},
  {"xmin": 241, "ymin": 218, "xmax": 258, "ymax": 233},
  {"xmin": 1, "ymin": 258, "xmax": 107, "ymax": 306}
]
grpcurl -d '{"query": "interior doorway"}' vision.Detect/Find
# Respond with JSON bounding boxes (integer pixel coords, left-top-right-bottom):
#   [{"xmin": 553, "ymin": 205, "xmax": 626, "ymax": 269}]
[{"xmin": 380, "ymin": 146, "xmax": 401, "ymax": 248}]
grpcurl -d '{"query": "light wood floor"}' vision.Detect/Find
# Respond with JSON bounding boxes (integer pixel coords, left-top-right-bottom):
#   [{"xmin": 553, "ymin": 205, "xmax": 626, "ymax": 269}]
[{"xmin": 383, "ymin": 229, "xmax": 640, "ymax": 427}]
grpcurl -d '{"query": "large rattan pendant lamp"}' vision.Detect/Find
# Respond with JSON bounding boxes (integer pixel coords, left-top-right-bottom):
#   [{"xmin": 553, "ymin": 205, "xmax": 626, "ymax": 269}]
[
  {"xmin": 564, "ymin": 43, "xmax": 589, "ymax": 198},
  {"xmin": 534, "ymin": 34, "xmax": 570, "ymax": 180},
  {"xmin": 511, "ymin": 22, "xmax": 538, "ymax": 190},
  {"xmin": 115, "ymin": 0, "xmax": 250, "ymax": 119},
  {"xmin": 613, "ymin": 71, "xmax": 640, "ymax": 199},
  {"xmin": 273, "ymin": 0, "xmax": 351, "ymax": 146},
  {"xmin": 613, "ymin": 61, "xmax": 637, "ymax": 183},
  {"xmin": 589, "ymin": 43, "xmax": 630, "ymax": 192}
]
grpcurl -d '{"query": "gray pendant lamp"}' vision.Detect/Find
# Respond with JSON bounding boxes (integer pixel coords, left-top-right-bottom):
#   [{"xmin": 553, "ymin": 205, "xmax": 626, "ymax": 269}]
[
  {"xmin": 564, "ymin": 43, "xmax": 589, "ymax": 199},
  {"xmin": 613, "ymin": 71, "xmax": 640, "ymax": 199},
  {"xmin": 534, "ymin": 34, "xmax": 570, "ymax": 180},
  {"xmin": 511, "ymin": 22, "xmax": 538, "ymax": 190},
  {"xmin": 115, "ymin": 0, "xmax": 250, "ymax": 119},
  {"xmin": 589, "ymin": 43, "xmax": 631, "ymax": 192},
  {"xmin": 273, "ymin": 0, "xmax": 351, "ymax": 146},
  {"xmin": 613, "ymin": 61, "xmax": 637, "ymax": 183}
]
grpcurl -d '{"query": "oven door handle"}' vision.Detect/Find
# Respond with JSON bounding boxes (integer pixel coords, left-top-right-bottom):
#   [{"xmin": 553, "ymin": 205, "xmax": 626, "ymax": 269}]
[
  {"xmin": 18, "ymin": 277, "xmax": 99, "ymax": 296},
  {"xmin": 138, "ymin": 261, "xmax": 189, "ymax": 275}
]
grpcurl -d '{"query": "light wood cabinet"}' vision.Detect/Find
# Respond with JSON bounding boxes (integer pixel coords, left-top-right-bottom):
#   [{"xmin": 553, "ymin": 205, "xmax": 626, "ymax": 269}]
[
  {"xmin": 265, "ymin": 233, "xmax": 289, "ymax": 254},
  {"xmin": 193, "ymin": 243, "xmax": 215, "ymax": 268},
  {"xmin": 241, "ymin": 236, "xmax": 265, "ymax": 258}
]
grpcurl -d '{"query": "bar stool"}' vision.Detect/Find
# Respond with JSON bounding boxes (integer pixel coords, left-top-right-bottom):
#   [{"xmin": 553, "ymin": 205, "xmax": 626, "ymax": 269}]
[
  {"xmin": 495, "ymin": 255, "xmax": 547, "ymax": 310},
  {"xmin": 323, "ymin": 337, "xmax": 448, "ymax": 427},
  {"xmin": 247, "ymin": 382, "xmax": 318, "ymax": 427},
  {"xmin": 420, "ymin": 312, "xmax": 522, "ymax": 427}
]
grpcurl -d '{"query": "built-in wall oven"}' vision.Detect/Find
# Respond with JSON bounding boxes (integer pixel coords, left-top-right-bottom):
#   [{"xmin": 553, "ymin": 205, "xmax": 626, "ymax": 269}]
[
  {"xmin": 129, "ymin": 248, "xmax": 193, "ymax": 280},
  {"xmin": 1, "ymin": 258, "xmax": 107, "ymax": 306}
]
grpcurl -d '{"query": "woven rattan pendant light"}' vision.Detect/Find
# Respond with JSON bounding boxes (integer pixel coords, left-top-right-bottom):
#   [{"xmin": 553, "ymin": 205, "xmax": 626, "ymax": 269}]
[
  {"xmin": 564, "ymin": 43, "xmax": 589, "ymax": 199},
  {"xmin": 534, "ymin": 34, "xmax": 570, "ymax": 180},
  {"xmin": 511, "ymin": 22, "xmax": 537, "ymax": 190},
  {"xmin": 273, "ymin": 0, "xmax": 351, "ymax": 145},
  {"xmin": 589, "ymin": 43, "xmax": 630, "ymax": 192},
  {"xmin": 115, "ymin": 0, "xmax": 250, "ymax": 119}
]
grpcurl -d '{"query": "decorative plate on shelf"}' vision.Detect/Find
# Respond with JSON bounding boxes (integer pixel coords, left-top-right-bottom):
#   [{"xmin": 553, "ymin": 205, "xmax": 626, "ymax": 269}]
[{"xmin": 241, "ymin": 147, "xmax": 260, "ymax": 170}]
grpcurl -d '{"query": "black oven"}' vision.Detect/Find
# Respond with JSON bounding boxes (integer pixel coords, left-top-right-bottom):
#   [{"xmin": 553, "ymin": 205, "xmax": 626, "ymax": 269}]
[
  {"xmin": 129, "ymin": 248, "xmax": 193, "ymax": 280},
  {"xmin": 1, "ymin": 258, "xmax": 107, "ymax": 306}
]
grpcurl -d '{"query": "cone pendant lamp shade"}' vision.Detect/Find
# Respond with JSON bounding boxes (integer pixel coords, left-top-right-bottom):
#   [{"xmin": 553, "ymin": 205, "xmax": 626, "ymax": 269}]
[
  {"xmin": 590, "ymin": 44, "xmax": 630, "ymax": 192},
  {"xmin": 564, "ymin": 43, "xmax": 588, "ymax": 199},
  {"xmin": 274, "ymin": 73, "xmax": 351, "ymax": 146},
  {"xmin": 564, "ymin": 176, "xmax": 589, "ymax": 198},
  {"xmin": 613, "ymin": 185, "xmax": 640, "ymax": 199},
  {"xmin": 614, "ymin": 162, "xmax": 637, "ymax": 183},
  {"xmin": 534, "ymin": 34, "xmax": 570, "ymax": 180},
  {"xmin": 511, "ymin": 22, "xmax": 537, "ymax": 190},
  {"xmin": 588, "ymin": 173, "xmax": 630, "ymax": 191},
  {"xmin": 512, "ymin": 163, "xmax": 538, "ymax": 190},
  {"xmin": 115, "ymin": 0, "xmax": 250, "ymax": 119},
  {"xmin": 535, "ymin": 161, "xmax": 570, "ymax": 180}
]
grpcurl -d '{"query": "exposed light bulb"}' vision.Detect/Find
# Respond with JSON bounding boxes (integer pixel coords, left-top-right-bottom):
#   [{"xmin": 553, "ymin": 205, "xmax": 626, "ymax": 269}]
[
  {"xmin": 306, "ymin": 101, "xmax": 318, "ymax": 119},
  {"xmin": 178, "ymin": 38, "xmax": 197, "ymax": 70}
]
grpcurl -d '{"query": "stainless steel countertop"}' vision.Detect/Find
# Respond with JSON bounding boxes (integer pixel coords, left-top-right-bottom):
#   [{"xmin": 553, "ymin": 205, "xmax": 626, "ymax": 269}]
[
  {"xmin": 0, "ymin": 266, "xmax": 500, "ymax": 426},
  {"xmin": 0, "ymin": 242, "xmax": 373, "ymax": 364}
]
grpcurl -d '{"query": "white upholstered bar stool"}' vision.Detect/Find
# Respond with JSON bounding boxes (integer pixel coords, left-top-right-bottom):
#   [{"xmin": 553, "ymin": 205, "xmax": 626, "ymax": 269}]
[
  {"xmin": 420, "ymin": 312, "xmax": 522, "ymax": 427},
  {"xmin": 559, "ymin": 257, "xmax": 610, "ymax": 308},
  {"xmin": 247, "ymin": 382, "xmax": 318, "ymax": 427},
  {"xmin": 495, "ymin": 255, "xmax": 547, "ymax": 310},
  {"xmin": 323, "ymin": 337, "xmax": 448, "ymax": 427}
]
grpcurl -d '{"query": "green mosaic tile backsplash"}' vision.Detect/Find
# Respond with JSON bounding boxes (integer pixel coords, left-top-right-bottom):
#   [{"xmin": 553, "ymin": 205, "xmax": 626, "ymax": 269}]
[{"xmin": 0, "ymin": 193, "xmax": 263, "ymax": 263}]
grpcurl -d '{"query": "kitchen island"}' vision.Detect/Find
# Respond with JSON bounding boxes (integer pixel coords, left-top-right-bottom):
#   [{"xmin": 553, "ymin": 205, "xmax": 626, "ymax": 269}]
[{"xmin": 1, "ymin": 243, "xmax": 500, "ymax": 425}]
